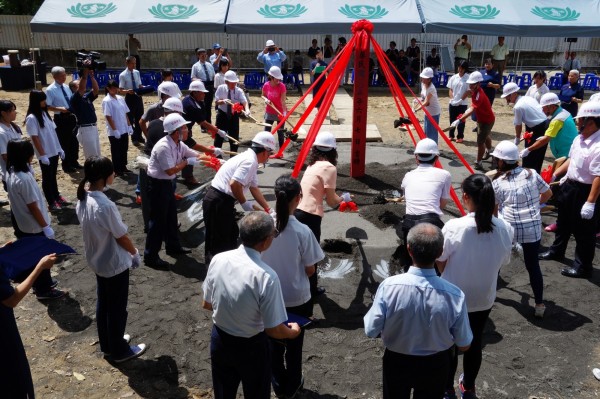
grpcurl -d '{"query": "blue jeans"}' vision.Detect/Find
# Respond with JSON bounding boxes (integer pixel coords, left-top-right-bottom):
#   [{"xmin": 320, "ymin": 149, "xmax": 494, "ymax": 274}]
[
  {"xmin": 96, "ymin": 268, "xmax": 130, "ymax": 357},
  {"xmin": 522, "ymin": 240, "xmax": 543, "ymax": 304},
  {"xmin": 424, "ymin": 114, "xmax": 440, "ymax": 143}
]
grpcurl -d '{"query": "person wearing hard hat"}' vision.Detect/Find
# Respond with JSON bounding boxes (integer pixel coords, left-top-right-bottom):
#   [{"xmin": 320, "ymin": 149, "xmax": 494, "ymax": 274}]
[
  {"xmin": 139, "ymin": 81, "xmax": 181, "ymax": 139},
  {"xmin": 400, "ymin": 138, "xmax": 452, "ymax": 272},
  {"xmin": 144, "ymin": 113, "xmax": 208, "ymax": 268},
  {"xmin": 257, "ymin": 39, "xmax": 287, "ymax": 75},
  {"xmin": 538, "ymin": 102, "xmax": 600, "ymax": 279},
  {"xmin": 202, "ymin": 131, "xmax": 275, "ymax": 264},
  {"xmin": 491, "ymin": 140, "xmax": 552, "ymax": 317},
  {"xmin": 413, "ymin": 67, "xmax": 441, "ymax": 143},
  {"xmin": 214, "ymin": 70, "xmax": 249, "ymax": 154},
  {"xmin": 191, "ymin": 48, "xmax": 217, "ymax": 125},
  {"xmin": 501, "ymin": 82, "xmax": 549, "ymax": 173},
  {"xmin": 451, "ymin": 71, "xmax": 495, "ymax": 171},
  {"xmin": 262, "ymin": 66, "xmax": 288, "ymax": 151}
]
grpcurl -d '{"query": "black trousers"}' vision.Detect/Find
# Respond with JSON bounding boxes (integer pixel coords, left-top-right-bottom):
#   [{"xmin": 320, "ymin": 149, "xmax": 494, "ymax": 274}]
[
  {"xmin": 522, "ymin": 120, "xmax": 550, "ymax": 173},
  {"xmin": 138, "ymin": 168, "xmax": 150, "ymax": 232},
  {"xmin": 202, "ymin": 187, "xmax": 238, "ymax": 265},
  {"xmin": 549, "ymin": 179, "xmax": 600, "ymax": 272},
  {"xmin": 39, "ymin": 155, "xmax": 60, "ymax": 206},
  {"xmin": 294, "ymin": 209, "xmax": 322, "ymax": 314},
  {"xmin": 108, "ymin": 134, "xmax": 129, "ymax": 174},
  {"xmin": 144, "ymin": 176, "xmax": 181, "ymax": 261},
  {"xmin": 125, "ymin": 93, "xmax": 144, "ymax": 142},
  {"xmin": 53, "ymin": 113, "xmax": 78, "ymax": 169},
  {"xmin": 215, "ymin": 110, "xmax": 240, "ymax": 153},
  {"xmin": 204, "ymin": 82, "xmax": 214, "ymax": 125},
  {"xmin": 401, "ymin": 213, "xmax": 444, "ymax": 271},
  {"xmin": 383, "ymin": 348, "xmax": 451, "ymax": 399},
  {"xmin": 448, "ymin": 104, "xmax": 468, "ymax": 139},
  {"xmin": 264, "ymin": 119, "xmax": 286, "ymax": 148},
  {"xmin": 96, "ymin": 268, "xmax": 130, "ymax": 357}
]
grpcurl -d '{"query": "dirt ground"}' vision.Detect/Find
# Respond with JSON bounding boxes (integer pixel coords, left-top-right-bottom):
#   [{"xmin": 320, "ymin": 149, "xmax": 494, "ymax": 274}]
[{"xmin": 1, "ymin": 78, "xmax": 600, "ymax": 399}]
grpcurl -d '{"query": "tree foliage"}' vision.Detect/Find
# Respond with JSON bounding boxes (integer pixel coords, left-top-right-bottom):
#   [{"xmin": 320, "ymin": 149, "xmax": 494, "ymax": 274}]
[{"xmin": 0, "ymin": 0, "xmax": 44, "ymax": 15}]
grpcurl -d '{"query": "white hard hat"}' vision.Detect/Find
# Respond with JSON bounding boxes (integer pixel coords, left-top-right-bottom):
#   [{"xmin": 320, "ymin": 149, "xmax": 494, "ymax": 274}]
[
  {"xmin": 312, "ymin": 131, "xmax": 337, "ymax": 151},
  {"xmin": 268, "ymin": 66, "xmax": 284, "ymax": 80},
  {"xmin": 414, "ymin": 138, "xmax": 439, "ymax": 161},
  {"xmin": 163, "ymin": 97, "xmax": 184, "ymax": 114},
  {"xmin": 163, "ymin": 113, "xmax": 190, "ymax": 133},
  {"xmin": 501, "ymin": 82, "xmax": 520, "ymax": 98},
  {"xmin": 251, "ymin": 131, "xmax": 277, "ymax": 152},
  {"xmin": 419, "ymin": 67, "xmax": 434, "ymax": 79},
  {"xmin": 540, "ymin": 92, "xmax": 561, "ymax": 107},
  {"xmin": 589, "ymin": 93, "xmax": 600, "ymax": 103},
  {"xmin": 575, "ymin": 101, "xmax": 600, "ymax": 119},
  {"xmin": 157, "ymin": 81, "xmax": 181, "ymax": 99},
  {"xmin": 466, "ymin": 71, "xmax": 483, "ymax": 84},
  {"xmin": 490, "ymin": 140, "xmax": 519, "ymax": 162},
  {"xmin": 189, "ymin": 80, "xmax": 208, "ymax": 92},
  {"xmin": 266, "ymin": 39, "xmax": 275, "ymax": 47},
  {"xmin": 224, "ymin": 70, "xmax": 239, "ymax": 83}
]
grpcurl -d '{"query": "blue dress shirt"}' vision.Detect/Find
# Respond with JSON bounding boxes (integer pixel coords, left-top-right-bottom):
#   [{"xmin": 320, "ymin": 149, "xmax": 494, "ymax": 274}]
[{"xmin": 257, "ymin": 51, "xmax": 287, "ymax": 73}]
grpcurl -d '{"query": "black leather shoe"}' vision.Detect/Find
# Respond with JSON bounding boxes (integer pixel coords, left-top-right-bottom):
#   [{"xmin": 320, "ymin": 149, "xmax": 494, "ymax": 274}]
[
  {"xmin": 561, "ymin": 267, "xmax": 592, "ymax": 279},
  {"xmin": 144, "ymin": 257, "xmax": 170, "ymax": 268},
  {"xmin": 166, "ymin": 247, "xmax": 192, "ymax": 256},
  {"xmin": 316, "ymin": 287, "xmax": 326, "ymax": 296},
  {"xmin": 538, "ymin": 251, "xmax": 564, "ymax": 261}
]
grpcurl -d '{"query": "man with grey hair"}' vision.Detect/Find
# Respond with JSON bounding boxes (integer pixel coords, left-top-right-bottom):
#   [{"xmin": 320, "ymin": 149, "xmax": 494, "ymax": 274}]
[
  {"xmin": 364, "ymin": 223, "xmax": 472, "ymax": 399},
  {"xmin": 45, "ymin": 66, "xmax": 80, "ymax": 173},
  {"xmin": 202, "ymin": 212, "xmax": 301, "ymax": 399},
  {"xmin": 558, "ymin": 69, "xmax": 584, "ymax": 118}
]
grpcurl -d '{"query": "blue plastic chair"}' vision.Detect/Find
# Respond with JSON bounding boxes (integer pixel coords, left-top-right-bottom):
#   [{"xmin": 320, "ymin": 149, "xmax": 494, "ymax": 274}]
[
  {"xmin": 517, "ymin": 73, "xmax": 532, "ymax": 89},
  {"xmin": 582, "ymin": 73, "xmax": 597, "ymax": 90},
  {"xmin": 548, "ymin": 73, "xmax": 564, "ymax": 89}
]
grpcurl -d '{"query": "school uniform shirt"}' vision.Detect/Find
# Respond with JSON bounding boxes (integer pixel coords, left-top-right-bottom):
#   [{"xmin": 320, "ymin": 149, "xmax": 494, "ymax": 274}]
[
  {"xmin": 211, "ymin": 148, "xmax": 259, "ymax": 196},
  {"xmin": 471, "ymin": 87, "xmax": 495, "ymax": 124},
  {"xmin": 438, "ymin": 214, "xmax": 514, "ymax": 312},
  {"xmin": 203, "ymin": 245, "xmax": 288, "ymax": 338},
  {"xmin": 545, "ymin": 107, "xmax": 578, "ymax": 159},
  {"xmin": 118, "ymin": 68, "xmax": 142, "ymax": 91},
  {"xmin": 191, "ymin": 60, "xmax": 216, "ymax": 82},
  {"xmin": 25, "ymin": 113, "xmax": 62, "ymax": 158},
  {"xmin": 261, "ymin": 216, "xmax": 325, "ymax": 307},
  {"xmin": 147, "ymin": 135, "xmax": 197, "ymax": 180},
  {"xmin": 262, "ymin": 81, "xmax": 286, "ymax": 115},
  {"xmin": 214, "ymin": 72, "xmax": 226, "ymax": 88},
  {"xmin": 297, "ymin": 160, "xmax": 337, "ymax": 218},
  {"xmin": 565, "ymin": 128, "xmax": 600, "ymax": 184},
  {"xmin": 513, "ymin": 96, "xmax": 547, "ymax": 128},
  {"xmin": 6, "ymin": 169, "xmax": 50, "ymax": 234},
  {"xmin": 525, "ymin": 84, "xmax": 550, "ymax": 103},
  {"xmin": 215, "ymin": 85, "xmax": 247, "ymax": 114},
  {"xmin": 420, "ymin": 84, "xmax": 441, "ymax": 116},
  {"xmin": 76, "ymin": 190, "xmax": 132, "ymax": 278},
  {"xmin": 45, "ymin": 81, "xmax": 73, "ymax": 114},
  {"xmin": 447, "ymin": 73, "xmax": 470, "ymax": 106},
  {"xmin": 0, "ymin": 122, "xmax": 22, "ymax": 179},
  {"xmin": 101, "ymin": 95, "xmax": 130, "ymax": 137},
  {"xmin": 401, "ymin": 164, "xmax": 452, "ymax": 216}
]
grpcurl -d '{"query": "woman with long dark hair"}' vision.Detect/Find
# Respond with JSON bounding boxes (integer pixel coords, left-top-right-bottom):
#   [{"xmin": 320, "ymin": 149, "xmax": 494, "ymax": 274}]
[
  {"xmin": 25, "ymin": 90, "xmax": 66, "ymax": 210},
  {"xmin": 262, "ymin": 174, "xmax": 324, "ymax": 398},
  {"xmin": 437, "ymin": 173, "xmax": 513, "ymax": 399}
]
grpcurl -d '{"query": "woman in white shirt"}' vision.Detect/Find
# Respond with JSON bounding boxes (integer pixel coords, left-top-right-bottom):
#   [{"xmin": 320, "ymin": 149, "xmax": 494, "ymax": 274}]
[
  {"xmin": 262, "ymin": 174, "xmax": 324, "ymax": 399},
  {"xmin": 102, "ymin": 80, "xmax": 133, "ymax": 176},
  {"xmin": 25, "ymin": 90, "xmax": 66, "ymax": 211},
  {"xmin": 414, "ymin": 67, "xmax": 441, "ymax": 143},
  {"xmin": 437, "ymin": 173, "xmax": 513, "ymax": 399},
  {"xmin": 525, "ymin": 70, "xmax": 550, "ymax": 103},
  {"xmin": 213, "ymin": 59, "xmax": 229, "ymax": 89},
  {"xmin": 0, "ymin": 100, "xmax": 22, "ymax": 187}
]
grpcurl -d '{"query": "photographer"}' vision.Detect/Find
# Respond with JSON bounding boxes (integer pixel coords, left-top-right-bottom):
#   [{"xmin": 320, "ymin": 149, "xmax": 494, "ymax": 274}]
[
  {"xmin": 454, "ymin": 35, "xmax": 471, "ymax": 73},
  {"xmin": 257, "ymin": 39, "xmax": 286, "ymax": 75},
  {"xmin": 69, "ymin": 61, "xmax": 101, "ymax": 159},
  {"xmin": 210, "ymin": 43, "xmax": 232, "ymax": 70}
]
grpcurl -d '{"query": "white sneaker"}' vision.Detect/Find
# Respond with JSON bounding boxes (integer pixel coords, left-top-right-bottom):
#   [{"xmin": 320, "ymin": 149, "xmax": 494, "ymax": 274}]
[
  {"xmin": 593, "ymin": 368, "xmax": 600, "ymax": 380},
  {"xmin": 113, "ymin": 344, "xmax": 147, "ymax": 363},
  {"xmin": 534, "ymin": 304, "xmax": 546, "ymax": 318}
]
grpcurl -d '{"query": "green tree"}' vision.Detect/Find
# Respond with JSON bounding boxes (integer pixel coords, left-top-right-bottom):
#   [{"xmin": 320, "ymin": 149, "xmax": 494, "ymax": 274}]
[{"xmin": 0, "ymin": 0, "xmax": 44, "ymax": 15}]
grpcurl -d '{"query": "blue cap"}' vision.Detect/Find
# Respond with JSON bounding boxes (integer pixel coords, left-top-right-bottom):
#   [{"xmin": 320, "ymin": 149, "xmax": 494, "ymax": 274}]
[{"xmin": 213, "ymin": 43, "xmax": 221, "ymax": 49}]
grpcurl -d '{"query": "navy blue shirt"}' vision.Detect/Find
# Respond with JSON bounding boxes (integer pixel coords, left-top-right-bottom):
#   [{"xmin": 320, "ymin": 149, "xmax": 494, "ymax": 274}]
[
  {"xmin": 70, "ymin": 90, "xmax": 98, "ymax": 124},
  {"xmin": 558, "ymin": 82, "xmax": 584, "ymax": 118},
  {"xmin": 480, "ymin": 68, "xmax": 501, "ymax": 104},
  {"xmin": 182, "ymin": 95, "xmax": 207, "ymax": 134}
]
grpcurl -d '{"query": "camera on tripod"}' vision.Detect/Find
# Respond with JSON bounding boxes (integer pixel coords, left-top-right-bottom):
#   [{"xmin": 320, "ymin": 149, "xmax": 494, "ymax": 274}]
[{"xmin": 76, "ymin": 50, "xmax": 106, "ymax": 71}]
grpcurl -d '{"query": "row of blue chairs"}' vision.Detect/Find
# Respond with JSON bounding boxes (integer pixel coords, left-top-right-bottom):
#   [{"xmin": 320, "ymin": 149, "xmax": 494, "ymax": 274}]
[
  {"xmin": 504, "ymin": 72, "xmax": 600, "ymax": 91},
  {"xmin": 71, "ymin": 69, "xmax": 194, "ymax": 91}
]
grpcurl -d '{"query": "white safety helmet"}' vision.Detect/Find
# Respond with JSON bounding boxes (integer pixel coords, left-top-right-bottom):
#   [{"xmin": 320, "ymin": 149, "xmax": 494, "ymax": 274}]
[
  {"xmin": 575, "ymin": 101, "xmax": 600, "ymax": 119},
  {"xmin": 157, "ymin": 81, "xmax": 182, "ymax": 99},
  {"xmin": 419, "ymin": 67, "xmax": 434, "ymax": 79},
  {"xmin": 312, "ymin": 131, "xmax": 337, "ymax": 151},
  {"xmin": 266, "ymin": 39, "xmax": 275, "ymax": 47},
  {"xmin": 588, "ymin": 93, "xmax": 600, "ymax": 103},
  {"xmin": 188, "ymin": 80, "xmax": 208, "ymax": 93},
  {"xmin": 268, "ymin": 66, "xmax": 284, "ymax": 80},
  {"xmin": 466, "ymin": 71, "xmax": 483, "ymax": 84},
  {"xmin": 224, "ymin": 70, "xmax": 239, "ymax": 83},
  {"xmin": 163, "ymin": 113, "xmax": 190, "ymax": 133},
  {"xmin": 540, "ymin": 92, "xmax": 561, "ymax": 107},
  {"xmin": 414, "ymin": 138, "xmax": 439, "ymax": 161},
  {"xmin": 251, "ymin": 131, "xmax": 277, "ymax": 152},
  {"xmin": 163, "ymin": 97, "xmax": 184, "ymax": 114},
  {"xmin": 490, "ymin": 140, "xmax": 519, "ymax": 163},
  {"xmin": 501, "ymin": 82, "xmax": 520, "ymax": 98}
]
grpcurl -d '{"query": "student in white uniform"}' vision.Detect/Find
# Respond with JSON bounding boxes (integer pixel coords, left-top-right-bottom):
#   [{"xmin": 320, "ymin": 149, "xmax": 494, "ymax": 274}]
[{"xmin": 102, "ymin": 80, "xmax": 133, "ymax": 176}]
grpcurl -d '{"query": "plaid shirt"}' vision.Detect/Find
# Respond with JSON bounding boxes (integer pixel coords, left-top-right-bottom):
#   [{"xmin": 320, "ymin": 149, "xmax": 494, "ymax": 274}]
[{"xmin": 492, "ymin": 167, "xmax": 549, "ymax": 243}]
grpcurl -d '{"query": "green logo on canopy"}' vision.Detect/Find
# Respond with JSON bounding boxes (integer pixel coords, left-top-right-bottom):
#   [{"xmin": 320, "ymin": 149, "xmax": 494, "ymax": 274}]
[
  {"xmin": 339, "ymin": 4, "xmax": 388, "ymax": 19},
  {"xmin": 257, "ymin": 4, "xmax": 307, "ymax": 18},
  {"xmin": 67, "ymin": 2, "xmax": 116, "ymax": 18},
  {"xmin": 449, "ymin": 5, "xmax": 499, "ymax": 19},
  {"xmin": 531, "ymin": 6, "xmax": 579, "ymax": 21},
  {"xmin": 149, "ymin": 4, "xmax": 198, "ymax": 20}
]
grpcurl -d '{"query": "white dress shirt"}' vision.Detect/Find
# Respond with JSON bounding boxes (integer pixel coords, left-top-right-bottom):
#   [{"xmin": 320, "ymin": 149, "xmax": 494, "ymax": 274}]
[
  {"xmin": 0, "ymin": 123, "xmax": 22, "ymax": 179},
  {"xmin": 401, "ymin": 164, "xmax": 452, "ymax": 216},
  {"xmin": 566, "ymin": 129, "xmax": 600, "ymax": 184},
  {"xmin": 6, "ymin": 170, "xmax": 50, "ymax": 234},
  {"xmin": 211, "ymin": 149, "xmax": 259, "ymax": 197},
  {"xmin": 447, "ymin": 73, "xmax": 470, "ymax": 106},
  {"xmin": 118, "ymin": 68, "xmax": 142, "ymax": 90},
  {"xmin": 513, "ymin": 95, "xmax": 547, "ymax": 128},
  {"xmin": 215, "ymin": 85, "xmax": 247, "ymax": 113},
  {"xmin": 25, "ymin": 113, "xmax": 62, "ymax": 158},
  {"xmin": 45, "ymin": 81, "xmax": 73, "ymax": 114},
  {"xmin": 191, "ymin": 60, "xmax": 215, "ymax": 82},
  {"xmin": 147, "ymin": 135, "xmax": 198, "ymax": 180},
  {"xmin": 101, "ymin": 94, "xmax": 130, "ymax": 137}
]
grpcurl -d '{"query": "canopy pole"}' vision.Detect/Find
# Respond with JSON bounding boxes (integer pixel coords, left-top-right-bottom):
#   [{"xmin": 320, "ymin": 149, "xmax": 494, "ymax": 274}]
[{"xmin": 515, "ymin": 37, "xmax": 522, "ymax": 73}]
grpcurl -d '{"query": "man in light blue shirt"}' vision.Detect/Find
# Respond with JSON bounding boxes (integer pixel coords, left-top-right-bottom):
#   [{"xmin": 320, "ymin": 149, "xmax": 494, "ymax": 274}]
[
  {"xmin": 257, "ymin": 39, "xmax": 286, "ymax": 74},
  {"xmin": 364, "ymin": 223, "xmax": 472, "ymax": 399},
  {"xmin": 118, "ymin": 56, "xmax": 145, "ymax": 145}
]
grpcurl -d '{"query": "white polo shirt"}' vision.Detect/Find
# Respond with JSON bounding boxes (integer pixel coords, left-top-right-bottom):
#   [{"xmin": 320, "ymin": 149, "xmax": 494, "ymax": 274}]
[
  {"xmin": 25, "ymin": 113, "xmax": 62, "ymax": 158},
  {"xmin": 76, "ymin": 191, "xmax": 131, "ymax": 278},
  {"xmin": 513, "ymin": 95, "xmax": 547, "ymax": 128},
  {"xmin": 6, "ymin": 170, "xmax": 49, "ymax": 234},
  {"xmin": 101, "ymin": 94, "xmax": 130, "ymax": 137},
  {"xmin": 0, "ymin": 122, "xmax": 22, "ymax": 179},
  {"xmin": 401, "ymin": 164, "xmax": 452, "ymax": 216},
  {"xmin": 211, "ymin": 149, "xmax": 259, "ymax": 197},
  {"xmin": 261, "ymin": 216, "xmax": 325, "ymax": 307},
  {"xmin": 147, "ymin": 135, "xmax": 198, "ymax": 180},
  {"xmin": 438, "ymin": 213, "xmax": 514, "ymax": 312},
  {"xmin": 203, "ymin": 245, "xmax": 288, "ymax": 337},
  {"xmin": 215, "ymin": 85, "xmax": 247, "ymax": 113},
  {"xmin": 447, "ymin": 73, "xmax": 470, "ymax": 106},
  {"xmin": 566, "ymin": 128, "xmax": 600, "ymax": 184}
]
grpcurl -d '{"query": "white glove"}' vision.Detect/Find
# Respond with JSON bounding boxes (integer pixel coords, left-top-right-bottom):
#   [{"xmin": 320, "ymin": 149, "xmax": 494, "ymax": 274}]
[
  {"xmin": 127, "ymin": 125, "xmax": 134, "ymax": 135},
  {"xmin": 212, "ymin": 147, "xmax": 224, "ymax": 157},
  {"xmin": 550, "ymin": 174, "xmax": 557, "ymax": 183},
  {"xmin": 513, "ymin": 137, "xmax": 520, "ymax": 146},
  {"xmin": 39, "ymin": 155, "xmax": 50, "ymax": 165},
  {"xmin": 559, "ymin": 176, "xmax": 568, "ymax": 186},
  {"xmin": 269, "ymin": 208, "xmax": 277, "ymax": 219},
  {"xmin": 186, "ymin": 157, "xmax": 199, "ymax": 166},
  {"xmin": 240, "ymin": 200, "xmax": 255, "ymax": 211},
  {"xmin": 218, "ymin": 158, "xmax": 226, "ymax": 165},
  {"xmin": 581, "ymin": 202, "xmax": 595, "ymax": 219},
  {"xmin": 113, "ymin": 132, "xmax": 121, "ymax": 139},
  {"xmin": 131, "ymin": 249, "xmax": 141, "ymax": 269},
  {"xmin": 450, "ymin": 119, "xmax": 461, "ymax": 128},
  {"xmin": 520, "ymin": 148, "xmax": 530, "ymax": 158},
  {"xmin": 243, "ymin": 110, "xmax": 251, "ymax": 118},
  {"xmin": 42, "ymin": 225, "xmax": 55, "ymax": 239},
  {"xmin": 58, "ymin": 149, "xmax": 65, "ymax": 160},
  {"xmin": 216, "ymin": 129, "xmax": 228, "ymax": 139},
  {"xmin": 340, "ymin": 192, "xmax": 352, "ymax": 202}
]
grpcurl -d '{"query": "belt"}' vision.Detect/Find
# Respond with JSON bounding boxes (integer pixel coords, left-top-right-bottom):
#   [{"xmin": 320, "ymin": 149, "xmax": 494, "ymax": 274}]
[
  {"xmin": 404, "ymin": 212, "xmax": 441, "ymax": 220},
  {"xmin": 54, "ymin": 113, "xmax": 73, "ymax": 118},
  {"xmin": 567, "ymin": 178, "xmax": 592, "ymax": 188},
  {"xmin": 78, "ymin": 123, "xmax": 97, "ymax": 127}
]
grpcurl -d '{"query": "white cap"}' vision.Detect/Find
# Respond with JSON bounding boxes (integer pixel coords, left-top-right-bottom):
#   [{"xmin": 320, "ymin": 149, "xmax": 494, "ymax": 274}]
[
  {"xmin": 501, "ymin": 82, "xmax": 520, "ymax": 98},
  {"xmin": 163, "ymin": 113, "xmax": 190, "ymax": 133},
  {"xmin": 224, "ymin": 70, "xmax": 239, "ymax": 83},
  {"xmin": 268, "ymin": 66, "xmax": 284, "ymax": 80},
  {"xmin": 490, "ymin": 140, "xmax": 519, "ymax": 162},
  {"xmin": 163, "ymin": 97, "xmax": 184, "ymax": 114},
  {"xmin": 251, "ymin": 131, "xmax": 277, "ymax": 152},
  {"xmin": 466, "ymin": 71, "xmax": 483, "ymax": 84},
  {"xmin": 575, "ymin": 101, "xmax": 600, "ymax": 119},
  {"xmin": 419, "ymin": 67, "xmax": 434, "ymax": 79},
  {"xmin": 266, "ymin": 40, "xmax": 275, "ymax": 47},
  {"xmin": 540, "ymin": 92, "xmax": 561, "ymax": 107},
  {"xmin": 157, "ymin": 81, "xmax": 181, "ymax": 99},
  {"xmin": 312, "ymin": 131, "xmax": 337, "ymax": 151},
  {"xmin": 188, "ymin": 80, "xmax": 208, "ymax": 92},
  {"xmin": 414, "ymin": 138, "xmax": 439, "ymax": 161}
]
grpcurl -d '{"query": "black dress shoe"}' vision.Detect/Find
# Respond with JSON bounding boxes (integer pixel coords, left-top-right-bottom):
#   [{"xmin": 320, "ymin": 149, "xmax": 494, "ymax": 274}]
[
  {"xmin": 144, "ymin": 257, "xmax": 170, "ymax": 268},
  {"xmin": 316, "ymin": 287, "xmax": 326, "ymax": 296},
  {"xmin": 538, "ymin": 251, "xmax": 564, "ymax": 261},
  {"xmin": 561, "ymin": 267, "xmax": 592, "ymax": 279},
  {"xmin": 166, "ymin": 247, "xmax": 192, "ymax": 257}
]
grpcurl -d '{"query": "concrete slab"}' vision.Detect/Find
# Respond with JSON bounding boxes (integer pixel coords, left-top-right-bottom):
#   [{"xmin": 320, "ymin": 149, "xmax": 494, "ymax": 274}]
[
  {"xmin": 302, "ymin": 92, "xmax": 331, "ymax": 125},
  {"xmin": 296, "ymin": 124, "xmax": 382, "ymax": 142}
]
